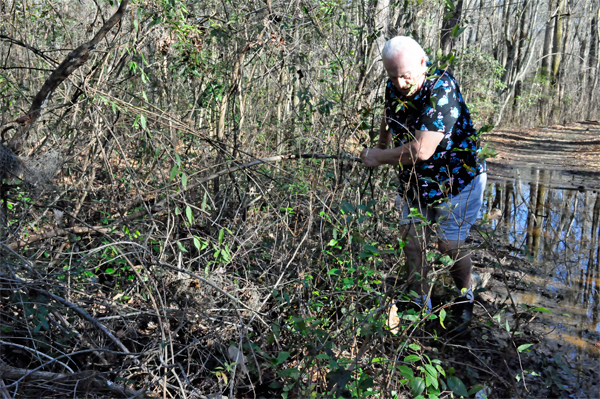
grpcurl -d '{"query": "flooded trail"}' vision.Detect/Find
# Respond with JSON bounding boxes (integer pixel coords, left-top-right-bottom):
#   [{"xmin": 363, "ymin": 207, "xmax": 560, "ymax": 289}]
[
  {"xmin": 487, "ymin": 120, "xmax": 600, "ymax": 191},
  {"xmin": 474, "ymin": 121, "xmax": 600, "ymax": 397}
]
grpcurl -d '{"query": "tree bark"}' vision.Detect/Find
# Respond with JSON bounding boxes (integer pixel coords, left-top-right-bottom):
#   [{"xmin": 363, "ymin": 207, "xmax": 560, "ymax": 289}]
[
  {"xmin": 551, "ymin": 0, "xmax": 565, "ymax": 86},
  {"xmin": 587, "ymin": 2, "xmax": 600, "ymax": 114},
  {"xmin": 440, "ymin": 0, "xmax": 464, "ymax": 55}
]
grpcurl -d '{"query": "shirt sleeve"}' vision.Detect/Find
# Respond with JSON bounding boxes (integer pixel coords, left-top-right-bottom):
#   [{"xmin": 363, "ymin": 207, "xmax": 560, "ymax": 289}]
[{"xmin": 416, "ymin": 75, "xmax": 461, "ymax": 133}]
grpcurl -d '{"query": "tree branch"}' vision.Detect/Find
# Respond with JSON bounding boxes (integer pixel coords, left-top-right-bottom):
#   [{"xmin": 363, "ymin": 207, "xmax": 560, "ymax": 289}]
[
  {"xmin": 8, "ymin": 0, "xmax": 130, "ymax": 152},
  {"xmin": 124, "ymin": 152, "xmax": 362, "ymax": 221}
]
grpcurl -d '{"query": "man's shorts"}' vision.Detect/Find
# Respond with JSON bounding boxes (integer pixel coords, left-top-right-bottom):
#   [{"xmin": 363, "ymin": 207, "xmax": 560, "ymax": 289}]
[{"xmin": 395, "ymin": 173, "xmax": 487, "ymax": 242}]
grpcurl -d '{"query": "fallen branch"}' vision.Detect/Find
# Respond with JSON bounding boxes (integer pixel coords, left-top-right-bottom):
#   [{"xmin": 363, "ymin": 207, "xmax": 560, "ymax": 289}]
[
  {"xmin": 0, "ymin": 272, "xmax": 132, "ymax": 356},
  {"xmin": 7, "ymin": 225, "xmax": 121, "ymax": 250},
  {"xmin": 0, "ymin": 364, "xmax": 147, "ymax": 398},
  {"xmin": 43, "ymin": 289, "xmax": 131, "ymax": 355}
]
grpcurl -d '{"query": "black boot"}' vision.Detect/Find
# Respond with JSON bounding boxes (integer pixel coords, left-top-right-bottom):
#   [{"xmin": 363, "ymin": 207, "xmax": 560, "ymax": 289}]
[{"xmin": 446, "ymin": 298, "xmax": 474, "ymax": 336}]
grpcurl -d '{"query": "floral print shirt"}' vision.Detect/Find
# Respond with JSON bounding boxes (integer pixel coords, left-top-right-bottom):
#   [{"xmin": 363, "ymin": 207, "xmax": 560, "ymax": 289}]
[{"xmin": 384, "ymin": 69, "xmax": 484, "ymax": 205}]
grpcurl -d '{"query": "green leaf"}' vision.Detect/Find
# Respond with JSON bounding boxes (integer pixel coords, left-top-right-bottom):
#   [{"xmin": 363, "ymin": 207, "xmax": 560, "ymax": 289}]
[
  {"xmin": 424, "ymin": 364, "xmax": 438, "ymax": 379},
  {"xmin": 399, "ymin": 365, "xmax": 414, "ymax": 379},
  {"xmin": 39, "ymin": 316, "xmax": 49, "ymax": 330},
  {"xmin": 186, "ymin": 206, "xmax": 193, "ymax": 225},
  {"xmin": 105, "ymin": 268, "xmax": 115, "ymax": 274},
  {"xmin": 517, "ymin": 344, "xmax": 533, "ymax": 352},
  {"xmin": 451, "ymin": 24, "xmax": 459, "ymax": 37},
  {"xmin": 447, "ymin": 376, "xmax": 468, "ymax": 397},
  {"xmin": 358, "ymin": 375, "xmax": 374, "ymax": 390},
  {"xmin": 176, "ymin": 241, "xmax": 188, "ymax": 253},
  {"xmin": 439, "ymin": 308, "xmax": 447, "ymax": 328},
  {"xmin": 170, "ymin": 166, "xmax": 178, "ymax": 182},
  {"xmin": 404, "ymin": 355, "xmax": 420, "ymax": 363},
  {"xmin": 278, "ymin": 367, "xmax": 300, "ymax": 379},
  {"xmin": 140, "ymin": 114, "xmax": 146, "ymax": 130},
  {"xmin": 409, "ymin": 343, "xmax": 420, "ymax": 351},
  {"xmin": 181, "ymin": 173, "xmax": 188, "ymax": 190},
  {"xmin": 409, "ymin": 376, "xmax": 425, "ymax": 396},
  {"xmin": 339, "ymin": 201, "xmax": 355, "ymax": 214},
  {"xmin": 467, "ymin": 384, "xmax": 486, "ymax": 396},
  {"xmin": 276, "ymin": 351, "xmax": 290, "ymax": 364},
  {"xmin": 531, "ymin": 307, "xmax": 551, "ymax": 313},
  {"xmin": 425, "ymin": 372, "xmax": 438, "ymax": 389}
]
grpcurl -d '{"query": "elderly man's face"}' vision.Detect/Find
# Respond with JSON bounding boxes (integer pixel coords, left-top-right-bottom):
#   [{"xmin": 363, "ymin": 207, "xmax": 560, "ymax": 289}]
[{"xmin": 383, "ymin": 52, "xmax": 427, "ymax": 97}]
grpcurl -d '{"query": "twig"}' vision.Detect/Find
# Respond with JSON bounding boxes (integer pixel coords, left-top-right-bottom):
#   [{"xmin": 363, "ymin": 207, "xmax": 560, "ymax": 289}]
[{"xmin": 0, "ymin": 341, "xmax": 74, "ymax": 373}]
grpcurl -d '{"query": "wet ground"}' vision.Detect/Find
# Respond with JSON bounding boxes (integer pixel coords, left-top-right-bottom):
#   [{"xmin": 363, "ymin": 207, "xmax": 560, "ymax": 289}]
[{"xmin": 472, "ymin": 121, "xmax": 600, "ymax": 397}]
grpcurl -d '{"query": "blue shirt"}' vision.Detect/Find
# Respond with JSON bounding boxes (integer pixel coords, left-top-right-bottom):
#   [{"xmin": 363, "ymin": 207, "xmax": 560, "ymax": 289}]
[{"xmin": 384, "ymin": 69, "xmax": 484, "ymax": 204}]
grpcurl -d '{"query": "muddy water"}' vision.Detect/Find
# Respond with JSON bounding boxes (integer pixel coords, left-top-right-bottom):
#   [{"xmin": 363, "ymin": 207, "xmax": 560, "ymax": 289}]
[{"xmin": 481, "ymin": 164, "xmax": 599, "ymax": 395}]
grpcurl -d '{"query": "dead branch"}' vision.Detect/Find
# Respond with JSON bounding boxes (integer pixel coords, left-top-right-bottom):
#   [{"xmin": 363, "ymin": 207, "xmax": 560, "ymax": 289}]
[
  {"xmin": 38, "ymin": 288, "xmax": 132, "ymax": 355},
  {"xmin": 0, "ymin": 364, "xmax": 147, "ymax": 398},
  {"xmin": 6, "ymin": 226, "xmax": 122, "ymax": 250}
]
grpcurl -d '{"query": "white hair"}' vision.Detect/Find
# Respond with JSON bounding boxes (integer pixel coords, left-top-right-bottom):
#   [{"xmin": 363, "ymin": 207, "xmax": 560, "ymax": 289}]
[{"xmin": 382, "ymin": 36, "xmax": 428, "ymax": 63}]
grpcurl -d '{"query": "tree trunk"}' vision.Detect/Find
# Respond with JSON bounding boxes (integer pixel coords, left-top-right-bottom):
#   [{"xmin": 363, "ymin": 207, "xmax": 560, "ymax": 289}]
[
  {"xmin": 440, "ymin": 0, "xmax": 463, "ymax": 55},
  {"xmin": 539, "ymin": 0, "xmax": 557, "ymax": 122},
  {"xmin": 587, "ymin": 2, "xmax": 600, "ymax": 116},
  {"xmin": 551, "ymin": 0, "xmax": 565, "ymax": 86}
]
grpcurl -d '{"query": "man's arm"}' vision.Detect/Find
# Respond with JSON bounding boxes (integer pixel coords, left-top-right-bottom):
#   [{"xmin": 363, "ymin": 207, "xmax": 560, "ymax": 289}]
[{"xmin": 361, "ymin": 130, "xmax": 444, "ymax": 167}]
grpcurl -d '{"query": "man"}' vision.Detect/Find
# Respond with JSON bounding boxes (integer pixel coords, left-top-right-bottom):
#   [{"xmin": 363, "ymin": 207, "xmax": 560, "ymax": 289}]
[{"xmin": 360, "ymin": 36, "xmax": 487, "ymax": 332}]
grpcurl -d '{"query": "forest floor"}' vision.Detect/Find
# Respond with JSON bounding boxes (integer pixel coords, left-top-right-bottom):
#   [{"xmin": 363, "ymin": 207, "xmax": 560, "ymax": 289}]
[{"xmin": 2, "ymin": 122, "xmax": 599, "ymax": 399}]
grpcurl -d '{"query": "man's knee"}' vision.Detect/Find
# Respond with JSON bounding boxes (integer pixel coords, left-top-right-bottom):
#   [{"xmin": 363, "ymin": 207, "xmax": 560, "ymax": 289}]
[{"xmin": 438, "ymin": 239, "xmax": 464, "ymax": 257}]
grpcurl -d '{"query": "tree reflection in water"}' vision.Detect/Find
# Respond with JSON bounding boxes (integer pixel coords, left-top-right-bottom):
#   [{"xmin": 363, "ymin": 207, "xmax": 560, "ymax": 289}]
[{"xmin": 481, "ymin": 166, "xmax": 599, "ymax": 377}]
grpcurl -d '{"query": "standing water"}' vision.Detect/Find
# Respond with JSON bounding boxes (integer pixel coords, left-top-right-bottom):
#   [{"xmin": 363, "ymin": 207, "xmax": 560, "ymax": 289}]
[{"xmin": 480, "ymin": 161, "xmax": 599, "ymax": 396}]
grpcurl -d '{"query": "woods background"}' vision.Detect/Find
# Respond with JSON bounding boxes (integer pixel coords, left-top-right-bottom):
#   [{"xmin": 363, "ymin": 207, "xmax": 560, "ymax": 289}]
[{"xmin": 0, "ymin": 0, "xmax": 599, "ymax": 398}]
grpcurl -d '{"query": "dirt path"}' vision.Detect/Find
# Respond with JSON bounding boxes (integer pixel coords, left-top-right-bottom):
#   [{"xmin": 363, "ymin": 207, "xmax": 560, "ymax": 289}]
[{"xmin": 485, "ymin": 120, "xmax": 600, "ymax": 191}]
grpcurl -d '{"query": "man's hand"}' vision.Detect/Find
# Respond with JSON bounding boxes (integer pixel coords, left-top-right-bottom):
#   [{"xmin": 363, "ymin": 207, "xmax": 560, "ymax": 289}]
[{"xmin": 360, "ymin": 147, "xmax": 384, "ymax": 168}]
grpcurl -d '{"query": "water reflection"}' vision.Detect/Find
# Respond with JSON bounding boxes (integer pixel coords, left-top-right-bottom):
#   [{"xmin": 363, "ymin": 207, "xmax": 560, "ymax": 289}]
[{"xmin": 481, "ymin": 165, "xmax": 599, "ymax": 384}]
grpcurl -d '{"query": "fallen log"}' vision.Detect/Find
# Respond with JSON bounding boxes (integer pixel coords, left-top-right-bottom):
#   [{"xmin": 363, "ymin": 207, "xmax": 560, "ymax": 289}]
[{"xmin": 0, "ymin": 364, "xmax": 148, "ymax": 398}]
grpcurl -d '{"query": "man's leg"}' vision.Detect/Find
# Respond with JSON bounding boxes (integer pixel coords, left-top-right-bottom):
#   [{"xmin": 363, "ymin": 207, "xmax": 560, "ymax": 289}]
[
  {"xmin": 435, "ymin": 173, "xmax": 487, "ymax": 297},
  {"xmin": 400, "ymin": 222, "xmax": 432, "ymax": 298},
  {"xmin": 437, "ymin": 239, "xmax": 472, "ymax": 293}
]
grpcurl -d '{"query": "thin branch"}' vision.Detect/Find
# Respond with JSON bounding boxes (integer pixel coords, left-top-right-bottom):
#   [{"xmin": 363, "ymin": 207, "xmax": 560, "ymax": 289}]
[{"xmin": 125, "ymin": 153, "xmax": 361, "ymax": 221}]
